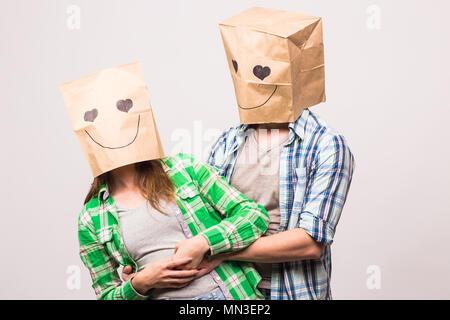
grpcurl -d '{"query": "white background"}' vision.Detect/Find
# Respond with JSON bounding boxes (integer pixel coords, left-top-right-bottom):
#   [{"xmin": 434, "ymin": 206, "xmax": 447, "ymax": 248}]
[{"xmin": 0, "ymin": 0, "xmax": 449, "ymax": 299}]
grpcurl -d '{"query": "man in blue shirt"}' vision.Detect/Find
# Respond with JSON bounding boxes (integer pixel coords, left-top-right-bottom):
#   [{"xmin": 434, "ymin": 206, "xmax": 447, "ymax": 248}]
[{"xmin": 199, "ymin": 7, "xmax": 355, "ymax": 300}]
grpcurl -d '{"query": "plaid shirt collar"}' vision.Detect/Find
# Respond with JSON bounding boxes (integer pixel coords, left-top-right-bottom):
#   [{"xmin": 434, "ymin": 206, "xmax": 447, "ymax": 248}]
[
  {"xmin": 98, "ymin": 185, "xmax": 110, "ymax": 202},
  {"xmin": 96, "ymin": 185, "xmax": 118, "ymax": 233}
]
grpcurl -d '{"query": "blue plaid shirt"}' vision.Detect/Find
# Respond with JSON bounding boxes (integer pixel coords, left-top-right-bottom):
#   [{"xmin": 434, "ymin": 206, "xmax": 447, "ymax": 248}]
[{"xmin": 206, "ymin": 109, "xmax": 354, "ymax": 300}]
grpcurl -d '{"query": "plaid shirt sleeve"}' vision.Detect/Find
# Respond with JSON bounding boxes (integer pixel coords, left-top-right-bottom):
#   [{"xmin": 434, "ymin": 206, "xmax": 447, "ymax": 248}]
[
  {"xmin": 189, "ymin": 157, "xmax": 270, "ymax": 256},
  {"xmin": 78, "ymin": 209, "xmax": 148, "ymax": 300},
  {"xmin": 298, "ymin": 134, "xmax": 354, "ymax": 244}
]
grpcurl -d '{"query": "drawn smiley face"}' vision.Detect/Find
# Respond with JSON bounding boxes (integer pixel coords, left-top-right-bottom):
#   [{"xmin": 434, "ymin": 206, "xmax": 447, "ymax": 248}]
[
  {"xmin": 229, "ymin": 59, "xmax": 279, "ymax": 110},
  {"xmin": 83, "ymin": 98, "xmax": 141, "ymax": 149}
]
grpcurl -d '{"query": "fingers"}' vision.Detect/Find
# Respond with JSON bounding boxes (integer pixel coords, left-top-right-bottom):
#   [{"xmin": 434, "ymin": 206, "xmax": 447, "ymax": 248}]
[
  {"xmin": 123, "ymin": 265, "xmax": 133, "ymax": 274},
  {"xmin": 197, "ymin": 259, "xmax": 208, "ymax": 269},
  {"xmin": 121, "ymin": 265, "xmax": 136, "ymax": 281},
  {"xmin": 166, "ymin": 269, "xmax": 199, "ymax": 278},
  {"xmin": 166, "ymin": 257, "xmax": 193, "ymax": 269},
  {"xmin": 164, "ymin": 276, "xmax": 197, "ymax": 288},
  {"xmin": 194, "ymin": 258, "xmax": 221, "ymax": 278},
  {"xmin": 195, "ymin": 268, "xmax": 210, "ymax": 279}
]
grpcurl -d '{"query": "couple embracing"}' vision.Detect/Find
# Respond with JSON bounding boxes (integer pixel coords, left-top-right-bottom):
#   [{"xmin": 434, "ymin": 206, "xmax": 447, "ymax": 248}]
[{"xmin": 60, "ymin": 7, "xmax": 354, "ymax": 300}]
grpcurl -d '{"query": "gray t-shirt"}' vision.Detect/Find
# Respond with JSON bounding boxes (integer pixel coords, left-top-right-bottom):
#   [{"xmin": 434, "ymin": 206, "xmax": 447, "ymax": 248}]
[
  {"xmin": 116, "ymin": 200, "xmax": 219, "ymax": 299},
  {"xmin": 230, "ymin": 129, "xmax": 287, "ymax": 289}
]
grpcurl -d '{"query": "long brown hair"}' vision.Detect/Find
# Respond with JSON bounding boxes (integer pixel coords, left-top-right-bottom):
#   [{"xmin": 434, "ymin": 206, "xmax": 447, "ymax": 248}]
[{"xmin": 84, "ymin": 159, "xmax": 174, "ymax": 213}]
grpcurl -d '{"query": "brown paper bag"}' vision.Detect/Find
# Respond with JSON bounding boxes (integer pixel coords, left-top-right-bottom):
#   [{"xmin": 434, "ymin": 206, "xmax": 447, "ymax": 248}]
[
  {"xmin": 59, "ymin": 62, "xmax": 164, "ymax": 177},
  {"xmin": 219, "ymin": 7, "xmax": 325, "ymax": 124}
]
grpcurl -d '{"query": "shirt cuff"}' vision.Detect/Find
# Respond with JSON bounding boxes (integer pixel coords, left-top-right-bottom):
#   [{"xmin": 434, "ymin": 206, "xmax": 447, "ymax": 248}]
[
  {"xmin": 122, "ymin": 278, "xmax": 150, "ymax": 300},
  {"xmin": 200, "ymin": 225, "xmax": 231, "ymax": 256},
  {"xmin": 298, "ymin": 211, "xmax": 335, "ymax": 244}
]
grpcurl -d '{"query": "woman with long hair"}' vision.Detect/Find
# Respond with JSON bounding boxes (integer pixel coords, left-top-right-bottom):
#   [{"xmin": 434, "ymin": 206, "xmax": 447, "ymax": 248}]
[{"xmin": 79, "ymin": 154, "xmax": 269, "ymax": 300}]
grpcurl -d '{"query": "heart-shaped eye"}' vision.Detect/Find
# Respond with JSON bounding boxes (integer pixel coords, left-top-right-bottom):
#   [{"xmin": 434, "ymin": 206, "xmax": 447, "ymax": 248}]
[
  {"xmin": 116, "ymin": 99, "xmax": 133, "ymax": 113},
  {"xmin": 253, "ymin": 65, "xmax": 271, "ymax": 81},
  {"xmin": 84, "ymin": 108, "xmax": 98, "ymax": 122},
  {"xmin": 232, "ymin": 60, "xmax": 238, "ymax": 73}
]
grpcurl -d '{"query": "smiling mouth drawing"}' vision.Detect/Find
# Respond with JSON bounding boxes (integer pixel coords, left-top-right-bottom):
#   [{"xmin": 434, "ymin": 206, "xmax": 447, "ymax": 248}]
[
  {"xmin": 85, "ymin": 115, "xmax": 140, "ymax": 149},
  {"xmin": 238, "ymin": 85, "xmax": 278, "ymax": 110}
]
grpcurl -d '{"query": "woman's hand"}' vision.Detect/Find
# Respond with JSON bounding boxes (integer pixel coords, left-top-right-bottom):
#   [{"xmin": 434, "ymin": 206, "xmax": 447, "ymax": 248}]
[
  {"xmin": 173, "ymin": 235, "xmax": 211, "ymax": 270},
  {"xmin": 131, "ymin": 257, "xmax": 198, "ymax": 295},
  {"xmin": 196, "ymin": 255, "xmax": 224, "ymax": 278},
  {"xmin": 121, "ymin": 265, "xmax": 136, "ymax": 282}
]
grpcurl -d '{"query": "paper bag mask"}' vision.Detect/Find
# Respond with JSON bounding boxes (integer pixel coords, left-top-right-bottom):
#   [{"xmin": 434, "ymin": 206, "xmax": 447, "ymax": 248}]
[
  {"xmin": 219, "ymin": 7, "xmax": 325, "ymax": 124},
  {"xmin": 60, "ymin": 62, "xmax": 164, "ymax": 177}
]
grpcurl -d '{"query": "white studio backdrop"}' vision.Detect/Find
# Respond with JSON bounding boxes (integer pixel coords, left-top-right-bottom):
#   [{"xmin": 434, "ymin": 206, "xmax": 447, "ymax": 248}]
[{"xmin": 0, "ymin": 0, "xmax": 449, "ymax": 299}]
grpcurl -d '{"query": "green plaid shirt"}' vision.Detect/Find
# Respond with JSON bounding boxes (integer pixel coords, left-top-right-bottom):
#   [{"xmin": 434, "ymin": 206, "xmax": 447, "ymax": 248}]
[{"xmin": 78, "ymin": 153, "xmax": 269, "ymax": 300}]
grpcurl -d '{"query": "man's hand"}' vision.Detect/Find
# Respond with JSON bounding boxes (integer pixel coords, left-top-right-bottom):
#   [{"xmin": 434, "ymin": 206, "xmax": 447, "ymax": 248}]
[
  {"xmin": 173, "ymin": 235, "xmax": 210, "ymax": 270},
  {"xmin": 121, "ymin": 265, "xmax": 136, "ymax": 282},
  {"xmin": 196, "ymin": 255, "xmax": 224, "ymax": 278}
]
